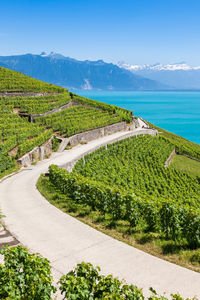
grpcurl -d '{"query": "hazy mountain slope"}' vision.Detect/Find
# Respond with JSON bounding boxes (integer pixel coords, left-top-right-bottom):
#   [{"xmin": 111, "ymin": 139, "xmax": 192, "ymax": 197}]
[
  {"xmin": 0, "ymin": 53, "xmax": 167, "ymax": 91},
  {"xmin": 118, "ymin": 62, "xmax": 200, "ymax": 90},
  {"xmin": 133, "ymin": 69, "xmax": 200, "ymax": 90}
]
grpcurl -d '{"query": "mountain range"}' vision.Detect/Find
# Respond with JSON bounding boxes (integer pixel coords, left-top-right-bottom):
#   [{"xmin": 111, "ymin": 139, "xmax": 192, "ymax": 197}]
[
  {"xmin": 0, "ymin": 52, "xmax": 167, "ymax": 91},
  {"xmin": 1, "ymin": 52, "xmax": 200, "ymax": 90},
  {"xmin": 118, "ymin": 62, "xmax": 200, "ymax": 90}
]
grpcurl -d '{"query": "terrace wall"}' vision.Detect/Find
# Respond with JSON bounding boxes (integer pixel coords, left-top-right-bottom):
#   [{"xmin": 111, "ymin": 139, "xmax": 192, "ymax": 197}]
[
  {"xmin": 17, "ymin": 122, "xmax": 157, "ymax": 167},
  {"xmin": 17, "ymin": 138, "xmax": 53, "ymax": 167},
  {"xmin": 164, "ymin": 148, "xmax": 176, "ymax": 167},
  {"xmin": 58, "ymin": 121, "xmax": 135, "ymax": 151}
]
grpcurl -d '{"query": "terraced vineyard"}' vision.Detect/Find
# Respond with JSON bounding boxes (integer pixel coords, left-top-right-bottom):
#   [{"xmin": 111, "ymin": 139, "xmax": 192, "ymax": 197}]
[
  {"xmin": 0, "ymin": 92, "xmax": 71, "ymax": 114},
  {"xmin": 0, "ymin": 66, "xmax": 65, "ymax": 93},
  {"xmin": 49, "ymin": 135, "xmax": 200, "ymax": 248},
  {"xmin": 35, "ymin": 106, "xmax": 124, "ymax": 136},
  {"xmin": 0, "ymin": 67, "xmax": 132, "ymax": 177},
  {"xmin": 1, "ymin": 65, "xmax": 200, "ymax": 296},
  {"xmin": 71, "ymin": 93, "xmax": 132, "ymax": 123},
  {"xmin": 0, "ymin": 112, "xmax": 52, "ymax": 173}
]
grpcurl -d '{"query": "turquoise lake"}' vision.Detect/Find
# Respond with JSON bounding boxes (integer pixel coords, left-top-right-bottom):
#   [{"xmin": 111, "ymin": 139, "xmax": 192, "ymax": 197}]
[{"xmin": 75, "ymin": 91, "xmax": 200, "ymax": 144}]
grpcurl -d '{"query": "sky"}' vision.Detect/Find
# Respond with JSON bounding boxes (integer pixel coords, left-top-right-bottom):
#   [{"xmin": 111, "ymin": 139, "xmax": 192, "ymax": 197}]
[{"xmin": 1, "ymin": 0, "xmax": 200, "ymax": 66}]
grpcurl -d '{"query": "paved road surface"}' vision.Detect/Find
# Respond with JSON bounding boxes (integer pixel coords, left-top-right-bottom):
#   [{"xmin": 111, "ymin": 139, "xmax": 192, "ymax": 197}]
[{"xmin": 0, "ymin": 129, "xmax": 200, "ymax": 298}]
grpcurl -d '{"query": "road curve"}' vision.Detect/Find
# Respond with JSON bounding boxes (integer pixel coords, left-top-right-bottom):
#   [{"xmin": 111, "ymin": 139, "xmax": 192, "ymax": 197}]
[{"xmin": 0, "ymin": 129, "xmax": 200, "ymax": 298}]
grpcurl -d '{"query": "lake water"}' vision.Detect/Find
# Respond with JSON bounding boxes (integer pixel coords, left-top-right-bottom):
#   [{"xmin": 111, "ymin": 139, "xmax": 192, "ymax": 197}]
[{"xmin": 75, "ymin": 91, "xmax": 200, "ymax": 144}]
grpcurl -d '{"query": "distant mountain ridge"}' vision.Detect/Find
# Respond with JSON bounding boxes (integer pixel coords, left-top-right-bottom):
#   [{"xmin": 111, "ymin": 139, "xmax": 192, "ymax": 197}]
[
  {"xmin": 118, "ymin": 61, "xmax": 200, "ymax": 71},
  {"xmin": 0, "ymin": 53, "xmax": 168, "ymax": 91},
  {"xmin": 118, "ymin": 61, "xmax": 200, "ymax": 90}
]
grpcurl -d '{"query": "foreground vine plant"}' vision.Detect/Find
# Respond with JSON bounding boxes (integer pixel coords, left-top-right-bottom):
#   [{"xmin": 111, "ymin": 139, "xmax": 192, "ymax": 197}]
[{"xmin": 0, "ymin": 246, "xmax": 197, "ymax": 299}]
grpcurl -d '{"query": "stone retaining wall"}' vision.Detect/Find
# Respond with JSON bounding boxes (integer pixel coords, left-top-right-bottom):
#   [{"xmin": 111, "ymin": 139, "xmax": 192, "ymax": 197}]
[
  {"xmin": 139, "ymin": 117, "xmax": 150, "ymax": 128},
  {"xmin": 17, "ymin": 138, "xmax": 53, "ymax": 167},
  {"xmin": 17, "ymin": 125, "xmax": 157, "ymax": 167},
  {"xmin": 19, "ymin": 102, "xmax": 80, "ymax": 122},
  {"xmin": 17, "ymin": 121, "xmax": 135, "ymax": 166},
  {"xmin": 164, "ymin": 148, "xmax": 176, "ymax": 167},
  {"xmin": 58, "ymin": 121, "xmax": 135, "ymax": 152},
  {"xmin": 134, "ymin": 118, "xmax": 140, "ymax": 128},
  {"xmin": 30, "ymin": 102, "xmax": 80, "ymax": 121}
]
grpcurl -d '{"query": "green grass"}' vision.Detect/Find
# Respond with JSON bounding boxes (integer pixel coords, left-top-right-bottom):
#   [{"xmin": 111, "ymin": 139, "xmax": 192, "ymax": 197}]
[
  {"xmin": 37, "ymin": 174, "xmax": 200, "ymax": 273},
  {"xmin": 0, "ymin": 162, "xmax": 20, "ymax": 180},
  {"xmin": 170, "ymin": 154, "xmax": 200, "ymax": 178}
]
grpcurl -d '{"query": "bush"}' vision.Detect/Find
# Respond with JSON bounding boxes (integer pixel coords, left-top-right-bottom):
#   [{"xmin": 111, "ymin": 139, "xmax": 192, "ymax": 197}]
[
  {"xmin": 0, "ymin": 245, "xmax": 56, "ymax": 299},
  {"xmin": 58, "ymin": 262, "xmax": 144, "ymax": 300},
  {"xmin": 51, "ymin": 136, "xmax": 60, "ymax": 152},
  {"xmin": 0, "ymin": 246, "xmax": 195, "ymax": 299},
  {"xmin": 183, "ymin": 210, "xmax": 200, "ymax": 248}
]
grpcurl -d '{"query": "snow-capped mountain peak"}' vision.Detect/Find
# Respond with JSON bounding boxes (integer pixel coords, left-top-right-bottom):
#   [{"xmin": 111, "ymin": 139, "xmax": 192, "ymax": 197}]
[
  {"xmin": 40, "ymin": 51, "xmax": 65, "ymax": 59},
  {"xmin": 117, "ymin": 61, "xmax": 200, "ymax": 71}
]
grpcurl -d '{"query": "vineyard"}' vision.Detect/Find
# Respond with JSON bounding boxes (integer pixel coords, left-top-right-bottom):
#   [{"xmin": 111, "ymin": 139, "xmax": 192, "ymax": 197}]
[
  {"xmin": 73, "ymin": 135, "xmax": 200, "ymax": 203},
  {"xmin": 49, "ymin": 135, "xmax": 200, "ymax": 248},
  {"xmin": 71, "ymin": 93, "xmax": 132, "ymax": 123},
  {"xmin": 35, "ymin": 106, "xmax": 125, "ymax": 137},
  {"xmin": 0, "ymin": 67, "xmax": 133, "ymax": 177},
  {"xmin": 0, "ymin": 92, "xmax": 71, "ymax": 114},
  {"xmin": 0, "ymin": 67, "xmax": 66, "ymax": 175},
  {"xmin": 1, "ymin": 65, "xmax": 200, "ymax": 294},
  {"xmin": 0, "ymin": 66, "xmax": 65, "ymax": 93},
  {"xmin": 148, "ymin": 121, "xmax": 200, "ymax": 160},
  {"xmin": 0, "ymin": 112, "xmax": 53, "ymax": 171}
]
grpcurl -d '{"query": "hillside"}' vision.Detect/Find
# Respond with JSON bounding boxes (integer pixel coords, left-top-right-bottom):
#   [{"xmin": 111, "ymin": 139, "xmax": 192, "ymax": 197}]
[
  {"xmin": 46, "ymin": 132, "xmax": 200, "ymax": 272},
  {"xmin": 118, "ymin": 62, "xmax": 200, "ymax": 90},
  {"xmin": 0, "ymin": 66, "xmax": 200, "ymax": 275},
  {"xmin": 0, "ymin": 67, "xmax": 133, "ymax": 178},
  {"xmin": 0, "ymin": 53, "xmax": 168, "ymax": 91},
  {"xmin": 0, "ymin": 66, "xmax": 65, "ymax": 93}
]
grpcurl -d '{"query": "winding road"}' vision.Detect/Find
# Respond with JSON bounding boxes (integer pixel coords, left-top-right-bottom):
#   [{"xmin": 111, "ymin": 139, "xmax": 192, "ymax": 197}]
[{"xmin": 0, "ymin": 127, "xmax": 200, "ymax": 298}]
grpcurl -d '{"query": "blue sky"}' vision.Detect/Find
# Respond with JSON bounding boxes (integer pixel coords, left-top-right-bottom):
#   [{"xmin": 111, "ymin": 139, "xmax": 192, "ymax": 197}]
[{"xmin": 1, "ymin": 0, "xmax": 200, "ymax": 65}]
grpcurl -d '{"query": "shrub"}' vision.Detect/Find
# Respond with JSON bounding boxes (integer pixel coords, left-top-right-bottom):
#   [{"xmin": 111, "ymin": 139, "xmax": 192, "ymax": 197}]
[
  {"xmin": 58, "ymin": 262, "xmax": 144, "ymax": 300},
  {"xmin": 0, "ymin": 246, "xmax": 195, "ymax": 300},
  {"xmin": 0, "ymin": 245, "xmax": 56, "ymax": 299}
]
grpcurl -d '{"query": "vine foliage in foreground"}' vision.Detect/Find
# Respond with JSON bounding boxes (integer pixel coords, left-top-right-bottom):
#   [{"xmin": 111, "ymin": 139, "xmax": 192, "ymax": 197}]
[{"xmin": 0, "ymin": 246, "xmax": 195, "ymax": 300}]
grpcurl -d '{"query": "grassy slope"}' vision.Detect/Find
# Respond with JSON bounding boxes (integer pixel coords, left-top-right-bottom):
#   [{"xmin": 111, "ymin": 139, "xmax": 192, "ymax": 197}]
[
  {"xmin": 170, "ymin": 155, "xmax": 200, "ymax": 178},
  {"xmin": 0, "ymin": 163, "xmax": 19, "ymax": 180},
  {"xmin": 148, "ymin": 122, "xmax": 200, "ymax": 178}
]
